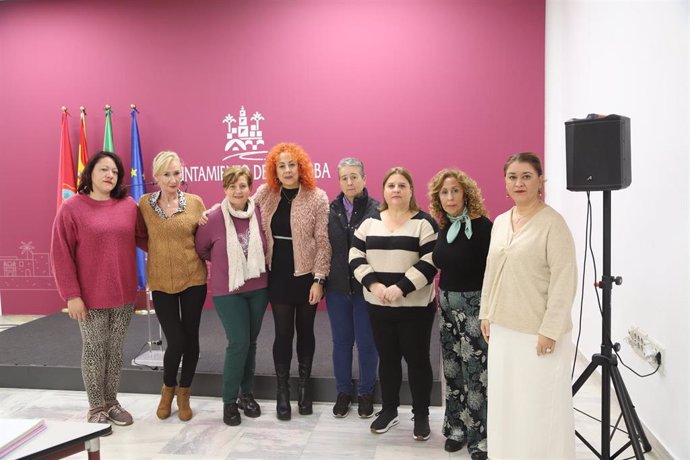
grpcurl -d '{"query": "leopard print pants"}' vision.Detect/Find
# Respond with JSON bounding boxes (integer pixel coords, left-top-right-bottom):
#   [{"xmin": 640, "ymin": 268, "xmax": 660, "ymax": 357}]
[{"xmin": 78, "ymin": 304, "xmax": 135, "ymax": 409}]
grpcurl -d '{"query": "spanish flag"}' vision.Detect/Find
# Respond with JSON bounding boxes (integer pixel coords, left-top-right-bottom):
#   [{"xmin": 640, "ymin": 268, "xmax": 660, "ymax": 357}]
[{"xmin": 77, "ymin": 106, "xmax": 89, "ymax": 185}]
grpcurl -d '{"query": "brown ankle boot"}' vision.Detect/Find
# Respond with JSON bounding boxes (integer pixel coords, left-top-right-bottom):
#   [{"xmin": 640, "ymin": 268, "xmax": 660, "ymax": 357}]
[
  {"xmin": 156, "ymin": 385, "xmax": 176, "ymax": 419},
  {"xmin": 177, "ymin": 386, "xmax": 193, "ymax": 421}
]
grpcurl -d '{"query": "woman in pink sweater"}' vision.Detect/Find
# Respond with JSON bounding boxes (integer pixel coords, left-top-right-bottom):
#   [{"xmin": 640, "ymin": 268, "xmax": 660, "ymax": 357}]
[
  {"xmin": 253, "ymin": 142, "xmax": 331, "ymax": 421},
  {"xmin": 51, "ymin": 151, "xmax": 147, "ymax": 427}
]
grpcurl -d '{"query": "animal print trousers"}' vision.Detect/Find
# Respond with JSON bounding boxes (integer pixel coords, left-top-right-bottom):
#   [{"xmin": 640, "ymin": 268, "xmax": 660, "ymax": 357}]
[{"xmin": 78, "ymin": 304, "xmax": 135, "ymax": 410}]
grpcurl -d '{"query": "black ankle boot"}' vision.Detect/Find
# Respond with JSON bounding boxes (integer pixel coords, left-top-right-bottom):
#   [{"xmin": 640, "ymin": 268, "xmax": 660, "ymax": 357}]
[
  {"xmin": 223, "ymin": 402, "xmax": 241, "ymax": 426},
  {"xmin": 297, "ymin": 357, "xmax": 313, "ymax": 415},
  {"xmin": 275, "ymin": 364, "xmax": 291, "ymax": 421}
]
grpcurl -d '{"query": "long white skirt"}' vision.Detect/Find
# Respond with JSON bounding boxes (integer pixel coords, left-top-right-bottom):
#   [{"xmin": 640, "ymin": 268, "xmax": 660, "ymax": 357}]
[{"xmin": 487, "ymin": 323, "xmax": 575, "ymax": 460}]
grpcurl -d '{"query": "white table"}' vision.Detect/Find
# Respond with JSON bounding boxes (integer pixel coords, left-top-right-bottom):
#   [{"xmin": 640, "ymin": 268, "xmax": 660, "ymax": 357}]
[{"xmin": 4, "ymin": 420, "xmax": 110, "ymax": 460}]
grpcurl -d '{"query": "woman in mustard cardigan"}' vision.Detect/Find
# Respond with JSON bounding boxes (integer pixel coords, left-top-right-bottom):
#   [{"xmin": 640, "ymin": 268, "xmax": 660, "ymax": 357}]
[
  {"xmin": 139, "ymin": 150, "xmax": 207, "ymax": 422},
  {"xmin": 253, "ymin": 142, "xmax": 331, "ymax": 421}
]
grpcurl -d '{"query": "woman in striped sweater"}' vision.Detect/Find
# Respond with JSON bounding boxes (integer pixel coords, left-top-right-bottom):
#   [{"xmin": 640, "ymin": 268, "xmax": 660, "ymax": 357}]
[{"xmin": 349, "ymin": 166, "xmax": 439, "ymax": 441}]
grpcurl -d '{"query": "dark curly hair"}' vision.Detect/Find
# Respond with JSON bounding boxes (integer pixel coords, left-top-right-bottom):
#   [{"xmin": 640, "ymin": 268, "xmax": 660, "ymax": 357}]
[{"xmin": 77, "ymin": 151, "xmax": 127, "ymax": 199}]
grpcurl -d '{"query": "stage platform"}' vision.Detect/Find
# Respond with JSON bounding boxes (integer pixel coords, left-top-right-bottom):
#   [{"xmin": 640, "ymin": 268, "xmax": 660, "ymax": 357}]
[{"xmin": 0, "ymin": 311, "xmax": 443, "ymax": 405}]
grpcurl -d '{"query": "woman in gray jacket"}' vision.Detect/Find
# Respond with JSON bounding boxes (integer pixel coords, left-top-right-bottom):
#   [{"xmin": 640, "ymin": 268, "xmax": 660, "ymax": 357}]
[{"xmin": 326, "ymin": 158, "xmax": 380, "ymax": 419}]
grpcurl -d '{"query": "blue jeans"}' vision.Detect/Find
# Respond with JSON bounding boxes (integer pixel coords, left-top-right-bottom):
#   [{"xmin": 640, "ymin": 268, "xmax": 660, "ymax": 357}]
[{"xmin": 326, "ymin": 291, "xmax": 379, "ymax": 395}]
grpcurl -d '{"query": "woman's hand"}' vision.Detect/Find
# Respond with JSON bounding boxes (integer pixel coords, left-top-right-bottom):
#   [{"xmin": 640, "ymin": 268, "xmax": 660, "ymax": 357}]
[
  {"xmin": 382, "ymin": 285, "xmax": 403, "ymax": 303},
  {"xmin": 481, "ymin": 319, "xmax": 490, "ymax": 343},
  {"xmin": 309, "ymin": 283, "xmax": 323, "ymax": 305},
  {"xmin": 199, "ymin": 203, "xmax": 221, "ymax": 226},
  {"xmin": 370, "ymin": 282, "xmax": 388, "ymax": 304},
  {"xmin": 67, "ymin": 297, "xmax": 88, "ymax": 321},
  {"xmin": 536, "ymin": 334, "xmax": 556, "ymax": 356}
]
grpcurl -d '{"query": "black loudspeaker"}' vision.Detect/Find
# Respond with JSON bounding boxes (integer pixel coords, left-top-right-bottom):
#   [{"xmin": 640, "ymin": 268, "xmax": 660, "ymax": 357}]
[{"xmin": 565, "ymin": 114, "xmax": 631, "ymax": 191}]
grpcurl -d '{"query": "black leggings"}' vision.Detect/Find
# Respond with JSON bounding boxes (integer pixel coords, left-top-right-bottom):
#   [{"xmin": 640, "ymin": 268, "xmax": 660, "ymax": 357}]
[
  {"xmin": 271, "ymin": 302, "xmax": 317, "ymax": 367},
  {"xmin": 152, "ymin": 284, "xmax": 207, "ymax": 387}
]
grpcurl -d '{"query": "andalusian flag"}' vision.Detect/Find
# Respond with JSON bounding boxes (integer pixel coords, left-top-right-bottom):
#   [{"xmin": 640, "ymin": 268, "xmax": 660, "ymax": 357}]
[
  {"xmin": 130, "ymin": 105, "xmax": 147, "ymax": 290},
  {"xmin": 77, "ymin": 106, "xmax": 89, "ymax": 186},
  {"xmin": 103, "ymin": 105, "xmax": 114, "ymax": 152},
  {"xmin": 57, "ymin": 107, "xmax": 76, "ymax": 209}
]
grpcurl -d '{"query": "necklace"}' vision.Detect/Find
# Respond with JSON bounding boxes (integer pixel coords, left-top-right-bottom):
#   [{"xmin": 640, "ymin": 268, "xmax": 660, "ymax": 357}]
[
  {"xmin": 513, "ymin": 203, "xmax": 541, "ymax": 224},
  {"xmin": 159, "ymin": 194, "xmax": 178, "ymax": 210},
  {"xmin": 513, "ymin": 210, "xmax": 526, "ymax": 224},
  {"xmin": 281, "ymin": 188, "xmax": 297, "ymax": 203}
]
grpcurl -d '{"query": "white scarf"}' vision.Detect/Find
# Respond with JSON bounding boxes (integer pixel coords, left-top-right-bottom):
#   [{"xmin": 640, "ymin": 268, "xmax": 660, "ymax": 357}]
[{"xmin": 221, "ymin": 197, "xmax": 266, "ymax": 292}]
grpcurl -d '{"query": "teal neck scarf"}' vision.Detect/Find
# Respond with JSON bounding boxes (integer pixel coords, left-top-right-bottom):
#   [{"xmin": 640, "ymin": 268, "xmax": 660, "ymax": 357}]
[{"xmin": 446, "ymin": 207, "xmax": 472, "ymax": 243}]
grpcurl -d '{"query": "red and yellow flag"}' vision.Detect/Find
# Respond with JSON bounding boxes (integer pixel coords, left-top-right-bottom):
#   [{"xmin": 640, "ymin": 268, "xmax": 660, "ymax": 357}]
[
  {"xmin": 57, "ymin": 107, "xmax": 76, "ymax": 209},
  {"xmin": 77, "ymin": 106, "xmax": 89, "ymax": 186}
]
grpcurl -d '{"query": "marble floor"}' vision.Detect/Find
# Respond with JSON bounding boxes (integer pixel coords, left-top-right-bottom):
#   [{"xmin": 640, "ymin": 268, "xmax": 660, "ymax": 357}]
[{"xmin": 0, "ymin": 316, "xmax": 670, "ymax": 459}]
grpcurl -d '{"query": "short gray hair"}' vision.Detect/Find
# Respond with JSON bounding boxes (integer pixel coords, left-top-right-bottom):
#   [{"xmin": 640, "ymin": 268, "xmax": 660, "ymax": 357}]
[{"xmin": 337, "ymin": 157, "xmax": 365, "ymax": 177}]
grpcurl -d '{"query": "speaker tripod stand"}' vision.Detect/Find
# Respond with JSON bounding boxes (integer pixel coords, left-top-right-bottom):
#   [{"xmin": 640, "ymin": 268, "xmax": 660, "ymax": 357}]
[{"xmin": 572, "ymin": 191, "xmax": 651, "ymax": 459}]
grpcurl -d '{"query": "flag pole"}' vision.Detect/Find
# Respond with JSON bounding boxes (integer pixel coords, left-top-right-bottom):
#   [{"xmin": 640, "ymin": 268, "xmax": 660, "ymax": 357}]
[{"xmin": 129, "ymin": 103, "xmax": 165, "ymax": 368}]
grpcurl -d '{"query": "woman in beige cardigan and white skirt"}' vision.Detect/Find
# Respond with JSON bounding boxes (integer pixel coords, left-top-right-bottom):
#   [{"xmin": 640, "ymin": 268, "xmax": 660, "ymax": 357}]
[{"xmin": 480, "ymin": 152, "xmax": 577, "ymax": 460}]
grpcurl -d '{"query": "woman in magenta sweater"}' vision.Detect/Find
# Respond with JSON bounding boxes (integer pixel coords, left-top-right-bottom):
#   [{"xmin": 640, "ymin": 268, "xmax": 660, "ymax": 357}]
[{"xmin": 51, "ymin": 151, "xmax": 147, "ymax": 427}]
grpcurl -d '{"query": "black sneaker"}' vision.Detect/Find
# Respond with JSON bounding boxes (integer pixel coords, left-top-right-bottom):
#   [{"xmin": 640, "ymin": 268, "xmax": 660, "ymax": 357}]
[
  {"xmin": 223, "ymin": 402, "xmax": 241, "ymax": 426},
  {"xmin": 357, "ymin": 394, "xmax": 374, "ymax": 418},
  {"xmin": 445, "ymin": 438, "xmax": 466, "ymax": 452},
  {"xmin": 237, "ymin": 393, "xmax": 261, "ymax": 418},
  {"xmin": 370, "ymin": 409, "xmax": 399, "ymax": 433},
  {"xmin": 412, "ymin": 415, "xmax": 430, "ymax": 441},
  {"xmin": 470, "ymin": 451, "xmax": 488, "ymax": 460},
  {"xmin": 332, "ymin": 392, "xmax": 352, "ymax": 418}
]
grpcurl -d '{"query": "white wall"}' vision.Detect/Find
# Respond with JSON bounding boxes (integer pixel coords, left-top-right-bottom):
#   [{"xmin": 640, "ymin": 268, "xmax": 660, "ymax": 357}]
[{"xmin": 545, "ymin": 1, "xmax": 689, "ymax": 458}]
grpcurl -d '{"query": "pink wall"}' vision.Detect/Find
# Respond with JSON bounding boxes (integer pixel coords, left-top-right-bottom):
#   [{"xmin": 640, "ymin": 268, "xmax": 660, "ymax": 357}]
[{"xmin": 0, "ymin": 0, "xmax": 545, "ymax": 314}]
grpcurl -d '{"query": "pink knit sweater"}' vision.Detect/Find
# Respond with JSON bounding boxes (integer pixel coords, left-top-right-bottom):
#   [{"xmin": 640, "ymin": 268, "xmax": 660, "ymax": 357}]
[
  {"xmin": 51, "ymin": 194, "xmax": 148, "ymax": 309},
  {"xmin": 254, "ymin": 184, "xmax": 331, "ymax": 277}
]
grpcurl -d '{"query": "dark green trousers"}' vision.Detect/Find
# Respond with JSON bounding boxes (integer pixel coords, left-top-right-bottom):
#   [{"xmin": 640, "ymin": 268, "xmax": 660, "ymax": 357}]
[{"xmin": 214, "ymin": 288, "xmax": 269, "ymax": 403}]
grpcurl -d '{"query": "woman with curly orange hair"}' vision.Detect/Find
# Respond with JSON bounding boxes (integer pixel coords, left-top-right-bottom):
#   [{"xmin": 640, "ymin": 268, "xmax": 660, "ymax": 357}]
[
  {"xmin": 254, "ymin": 142, "xmax": 331, "ymax": 421},
  {"xmin": 428, "ymin": 168, "xmax": 492, "ymax": 459}
]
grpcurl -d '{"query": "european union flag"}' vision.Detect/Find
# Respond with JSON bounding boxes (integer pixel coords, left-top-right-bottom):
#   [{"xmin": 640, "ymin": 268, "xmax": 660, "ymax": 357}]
[{"xmin": 130, "ymin": 107, "xmax": 147, "ymax": 290}]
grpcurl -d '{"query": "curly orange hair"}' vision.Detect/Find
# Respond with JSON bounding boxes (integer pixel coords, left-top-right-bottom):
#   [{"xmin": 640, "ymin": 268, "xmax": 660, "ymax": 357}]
[
  {"xmin": 428, "ymin": 168, "xmax": 489, "ymax": 229},
  {"xmin": 264, "ymin": 142, "xmax": 317, "ymax": 192}
]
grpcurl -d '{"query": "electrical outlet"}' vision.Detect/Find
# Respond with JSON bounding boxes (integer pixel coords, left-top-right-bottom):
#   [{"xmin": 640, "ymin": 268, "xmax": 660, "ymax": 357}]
[
  {"xmin": 626, "ymin": 326, "xmax": 646, "ymax": 355},
  {"xmin": 626, "ymin": 326, "xmax": 664, "ymax": 374}
]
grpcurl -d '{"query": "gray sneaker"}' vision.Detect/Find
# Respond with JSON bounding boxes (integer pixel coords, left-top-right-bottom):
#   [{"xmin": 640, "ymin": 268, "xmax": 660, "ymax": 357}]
[
  {"xmin": 87, "ymin": 409, "xmax": 112, "ymax": 436},
  {"xmin": 106, "ymin": 403, "xmax": 134, "ymax": 426}
]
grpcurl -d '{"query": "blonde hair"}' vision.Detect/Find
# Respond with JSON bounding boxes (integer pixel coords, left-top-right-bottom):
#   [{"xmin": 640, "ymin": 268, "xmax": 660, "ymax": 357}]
[
  {"xmin": 152, "ymin": 151, "xmax": 181, "ymax": 177},
  {"xmin": 428, "ymin": 168, "xmax": 489, "ymax": 228},
  {"xmin": 222, "ymin": 165, "xmax": 253, "ymax": 189}
]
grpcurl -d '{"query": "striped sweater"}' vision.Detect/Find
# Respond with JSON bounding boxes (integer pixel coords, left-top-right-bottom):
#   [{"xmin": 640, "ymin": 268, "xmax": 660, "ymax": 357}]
[{"xmin": 349, "ymin": 211, "xmax": 438, "ymax": 307}]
